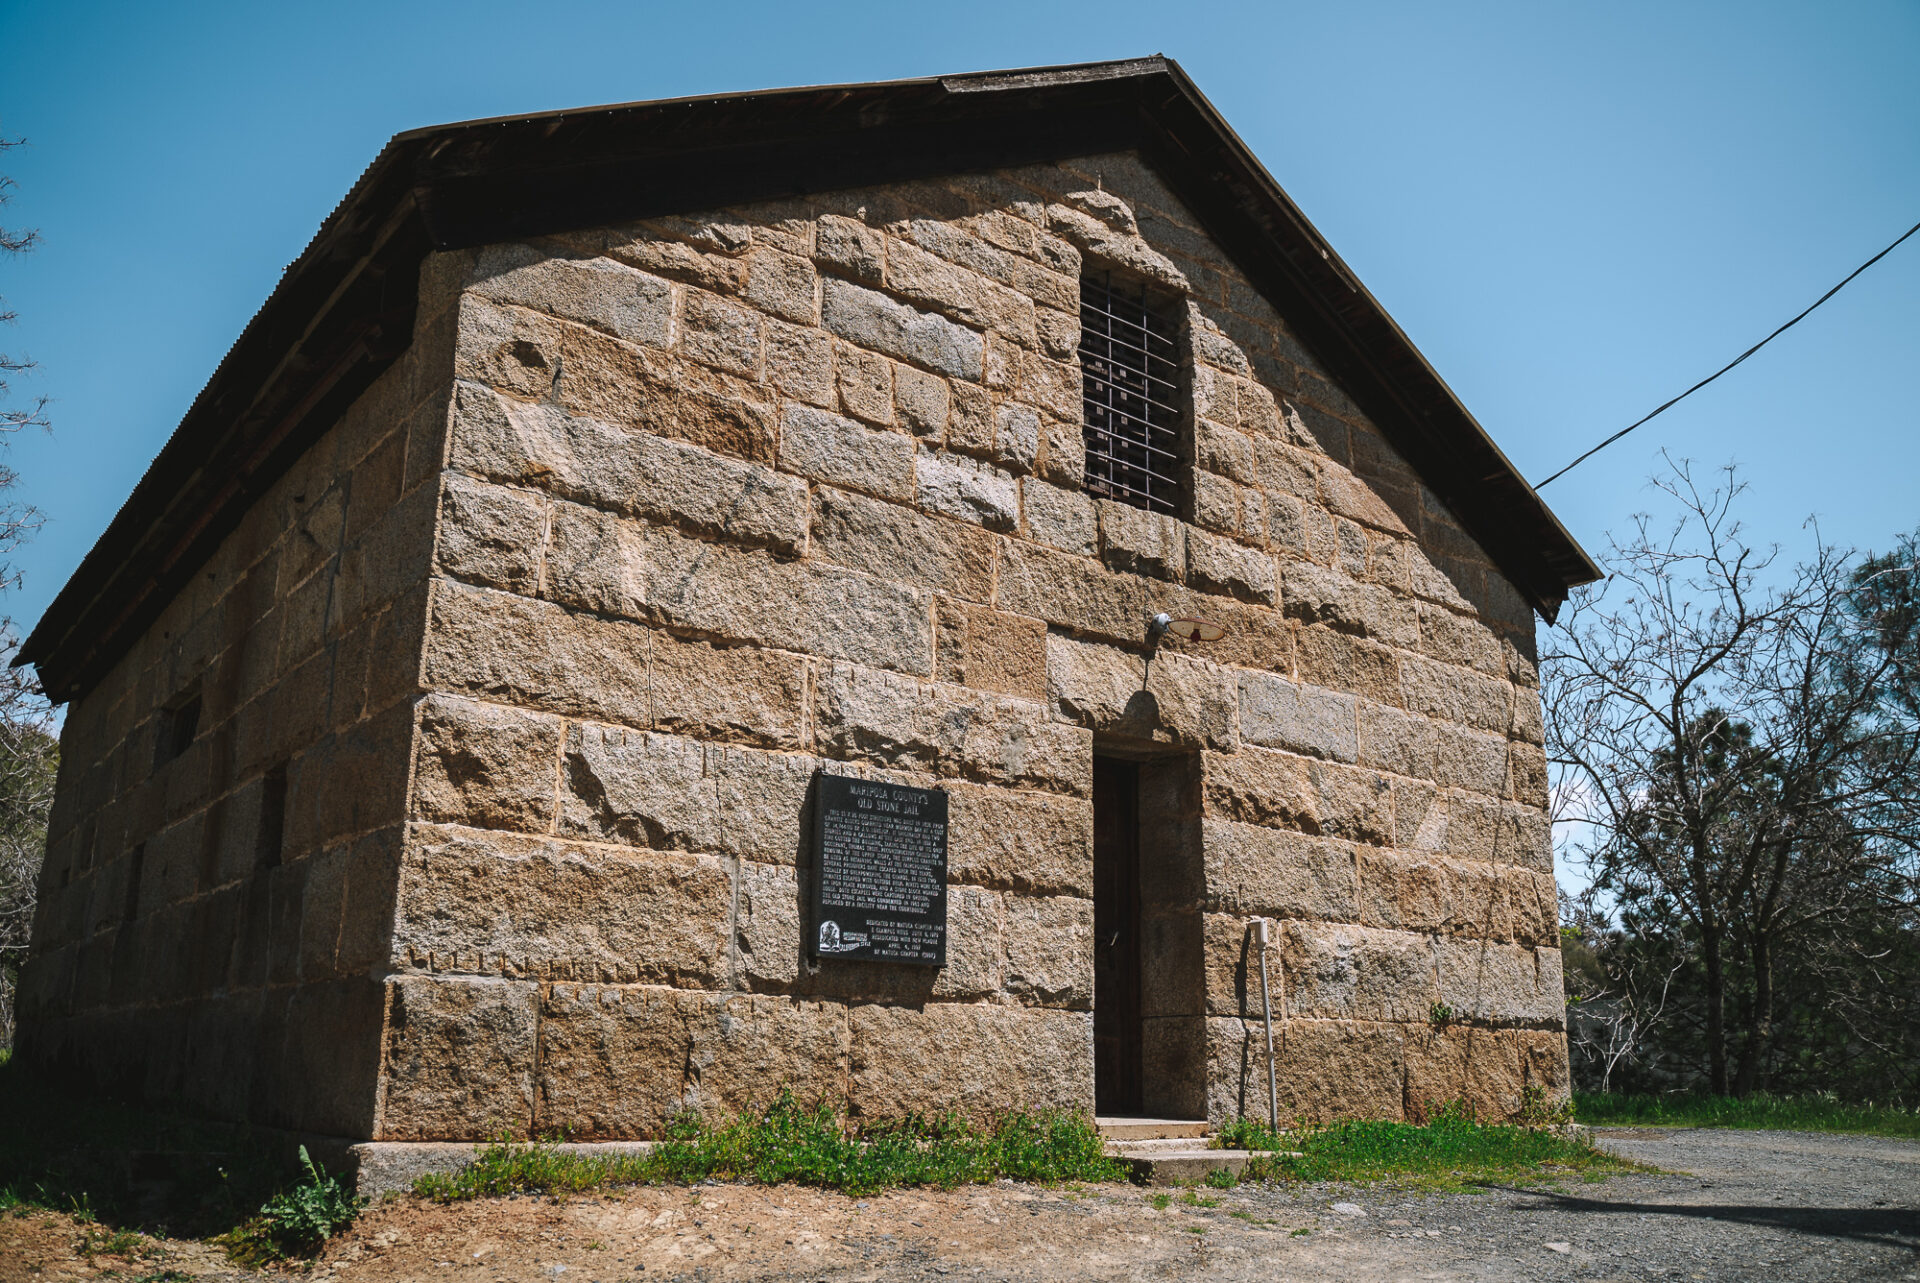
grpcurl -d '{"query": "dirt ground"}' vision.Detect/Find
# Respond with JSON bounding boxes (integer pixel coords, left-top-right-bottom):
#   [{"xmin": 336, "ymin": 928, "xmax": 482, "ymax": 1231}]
[{"xmin": 2, "ymin": 1128, "xmax": 1916, "ymax": 1282}]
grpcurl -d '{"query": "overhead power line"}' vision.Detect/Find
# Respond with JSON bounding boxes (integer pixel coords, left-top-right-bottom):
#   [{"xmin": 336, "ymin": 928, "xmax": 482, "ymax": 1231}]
[{"xmin": 1533, "ymin": 216, "xmax": 1920, "ymax": 491}]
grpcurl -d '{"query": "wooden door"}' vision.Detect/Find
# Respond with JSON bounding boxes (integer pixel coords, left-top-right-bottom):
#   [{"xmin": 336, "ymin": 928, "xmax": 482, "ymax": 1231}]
[{"xmin": 1092, "ymin": 756, "xmax": 1142, "ymax": 1115}]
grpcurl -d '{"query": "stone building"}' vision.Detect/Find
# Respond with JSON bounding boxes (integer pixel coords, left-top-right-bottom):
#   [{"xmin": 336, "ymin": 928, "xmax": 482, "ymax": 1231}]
[{"xmin": 15, "ymin": 58, "xmax": 1599, "ymax": 1143}]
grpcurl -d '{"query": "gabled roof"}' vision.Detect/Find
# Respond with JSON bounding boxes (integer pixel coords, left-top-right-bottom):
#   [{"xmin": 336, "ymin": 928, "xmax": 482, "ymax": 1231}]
[{"xmin": 20, "ymin": 55, "xmax": 1598, "ymax": 702}]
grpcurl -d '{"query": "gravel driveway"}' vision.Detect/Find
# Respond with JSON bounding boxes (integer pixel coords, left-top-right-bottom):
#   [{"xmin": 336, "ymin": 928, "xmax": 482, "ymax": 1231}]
[{"xmin": 6, "ymin": 1127, "xmax": 1917, "ymax": 1281}]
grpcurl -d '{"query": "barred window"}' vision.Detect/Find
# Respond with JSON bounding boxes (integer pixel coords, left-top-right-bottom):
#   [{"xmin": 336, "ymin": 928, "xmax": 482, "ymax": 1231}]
[{"xmin": 1080, "ymin": 272, "xmax": 1186, "ymax": 515}]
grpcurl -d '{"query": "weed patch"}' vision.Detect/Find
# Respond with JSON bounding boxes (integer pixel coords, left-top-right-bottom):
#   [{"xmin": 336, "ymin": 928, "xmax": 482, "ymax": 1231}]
[
  {"xmin": 217, "ymin": 1147, "xmax": 363, "ymax": 1264},
  {"xmin": 1574, "ymin": 1091, "xmax": 1920, "ymax": 1138},
  {"xmin": 1233, "ymin": 1106, "xmax": 1644, "ymax": 1190},
  {"xmin": 414, "ymin": 1095, "xmax": 1125, "ymax": 1201}
]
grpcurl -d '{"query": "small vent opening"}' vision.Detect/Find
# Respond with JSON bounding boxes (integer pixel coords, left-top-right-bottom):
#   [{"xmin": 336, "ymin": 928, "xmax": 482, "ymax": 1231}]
[
  {"xmin": 153, "ymin": 692, "xmax": 202, "ymax": 771},
  {"xmin": 255, "ymin": 764, "xmax": 288, "ymax": 871}
]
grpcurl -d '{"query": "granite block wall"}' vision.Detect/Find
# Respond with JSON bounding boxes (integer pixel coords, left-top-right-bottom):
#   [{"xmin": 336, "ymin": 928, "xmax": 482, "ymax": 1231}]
[
  {"xmin": 15, "ymin": 259, "xmax": 463, "ymax": 1135},
  {"xmin": 19, "ymin": 148, "xmax": 1563, "ymax": 1138},
  {"xmin": 383, "ymin": 150, "xmax": 1565, "ymax": 1138}
]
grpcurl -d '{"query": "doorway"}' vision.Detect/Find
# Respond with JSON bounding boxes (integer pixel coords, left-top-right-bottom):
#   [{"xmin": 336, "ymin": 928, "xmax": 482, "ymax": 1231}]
[{"xmin": 1093, "ymin": 756, "xmax": 1142, "ymax": 1115}]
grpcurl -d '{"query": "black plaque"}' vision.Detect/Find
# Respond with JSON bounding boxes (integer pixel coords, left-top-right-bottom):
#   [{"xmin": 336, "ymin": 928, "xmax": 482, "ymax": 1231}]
[{"xmin": 809, "ymin": 774, "xmax": 948, "ymax": 966}]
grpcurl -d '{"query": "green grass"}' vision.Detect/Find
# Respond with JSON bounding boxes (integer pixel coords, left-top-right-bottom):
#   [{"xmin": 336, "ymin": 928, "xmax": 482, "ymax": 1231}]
[
  {"xmin": 1575, "ymin": 1091, "xmax": 1920, "ymax": 1138},
  {"xmin": 1229, "ymin": 1107, "xmax": 1645, "ymax": 1190},
  {"xmin": 414, "ymin": 1094, "xmax": 1126, "ymax": 1202}
]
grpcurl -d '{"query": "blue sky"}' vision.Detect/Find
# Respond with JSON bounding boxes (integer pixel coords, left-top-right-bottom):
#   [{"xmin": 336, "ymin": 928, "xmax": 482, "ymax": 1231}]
[{"xmin": 3, "ymin": 0, "xmax": 1917, "ymax": 643}]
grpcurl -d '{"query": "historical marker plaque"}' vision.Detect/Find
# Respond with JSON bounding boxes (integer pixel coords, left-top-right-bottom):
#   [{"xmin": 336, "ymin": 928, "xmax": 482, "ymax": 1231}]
[{"xmin": 809, "ymin": 774, "xmax": 948, "ymax": 966}]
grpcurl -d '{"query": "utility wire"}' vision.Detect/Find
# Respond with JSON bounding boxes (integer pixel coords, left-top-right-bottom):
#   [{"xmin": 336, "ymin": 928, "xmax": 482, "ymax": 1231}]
[{"xmin": 1534, "ymin": 216, "xmax": 1920, "ymax": 491}]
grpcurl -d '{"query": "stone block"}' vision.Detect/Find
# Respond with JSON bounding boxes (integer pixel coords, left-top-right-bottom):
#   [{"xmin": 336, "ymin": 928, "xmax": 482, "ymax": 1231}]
[
  {"xmin": 1434, "ymin": 941, "xmax": 1564, "ymax": 1026},
  {"xmin": 1206, "ymin": 1016, "xmax": 1406, "ymax": 1125},
  {"xmin": 1097, "ymin": 500, "xmax": 1184, "ymax": 582},
  {"xmin": 434, "ymin": 473, "xmax": 544, "ymax": 594},
  {"xmin": 1195, "ymin": 418, "xmax": 1257, "ymax": 484},
  {"xmin": 1238, "ymin": 671, "xmax": 1357, "ymax": 763},
  {"xmin": 884, "ymin": 236, "xmax": 1036, "ymax": 348},
  {"xmin": 286, "ymin": 701, "xmax": 416, "ymax": 852},
  {"xmin": 1507, "ymin": 868, "xmax": 1560, "ymax": 946},
  {"xmin": 812, "ymin": 486, "xmax": 999, "ymax": 603},
  {"xmin": 393, "ymin": 825, "xmax": 730, "ymax": 987},
  {"xmin": 777, "ymin": 405, "xmax": 915, "ymax": 502},
  {"xmin": 765, "ymin": 321, "xmax": 835, "ymax": 408},
  {"xmin": 457, "ymin": 298, "xmax": 776, "ymax": 465},
  {"xmin": 463, "ymin": 385, "xmax": 805, "ymax": 556},
  {"xmin": 994, "ymin": 402, "xmax": 1040, "ymax": 474},
  {"xmin": 931, "ymin": 885, "xmax": 1004, "ymax": 1000},
  {"xmin": 1021, "ymin": 480, "xmax": 1097, "ymax": 556},
  {"xmin": 813, "ymin": 215, "xmax": 885, "ymax": 284},
  {"xmin": 1200, "ymin": 911, "xmax": 1256, "ymax": 1017},
  {"xmin": 1508, "ymin": 740, "xmax": 1548, "ymax": 807},
  {"xmin": 835, "ymin": 343, "xmax": 894, "ymax": 425},
  {"xmin": 848, "ymin": 1003, "xmax": 1093, "ymax": 1120},
  {"xmin": 1186, "ymin": 527, "xmax": 1277, "ymax": 605},
  {"xmin": 686, "ymin": 994, "xmax": 850, "ymax": 1117},
  {"xmin": 947, "ymin": 382, "xmax": 995, "ymax": 456},
  {"xmin": 812, "ymin": 662, "xmax": 1089, "ymax": 797},
  {"xmin": 1400, "ymin": 654, "xmax": 1512, "ymax": 735},
  {"xmin": 800, "ymin": 563, "xmax": 934, "ymax": 678},
  {"xmin": 934, "ymin": 597, "xmax": 1046, "ymax": 701},
  {"xmin": 1320, "ymin": 467, "xmax": 1412, "ymax": 537},
  {"xmin": 1276, "ymin": 922, "xmax": 1435, "ymax": 1023},
  {"xmin": 1202, "ymin": 818, "xmax": 1358, "ymax": 921},
  {"xmin": 1359, "ymin": 850, "xmax": 1489, "ymax": 940},
  {"xmin": 1281, "ymin": 561, "xmax": 1419, "ymax": 650},
  {"xmin": 708, "ymin": 746, "xmax": 826, "ymax": 866},
  {"xmin": 893, "ymin": 364, "xmax": 950, "ymax": 438},
  {"xmin": 741, "ymin": 249, "xmax": 818, "ymax": 325},
  {"xmin": 409, "ymin": 694, "xmax": 561, "ymax": 833},
  {"xmin": 561, "ymin": 726, "xmax": 721, "ymax": 854},
  {"xmin": 996, "ymin": 541, "xmax": 1186, "ymax": 647},
  {"xmin": 916, "ymin": 448, "xmax": 1019, "ymax": 532},
  {"xmin": 1200, "ymin": 746, "xmax": 1316, "ymax": 830},
  {"xmin": 1037, "ymin": 413, "xmax": 1084, "ymax": 489},
  {"xmin": 821, "ymin": 279, "xmax": 983, "ymax": 381},
  {"xmin": 1305, "ymin": 759, "xmax": 1395, "ymax": 845},
  {"xmin": 1004, "ymin": 894, "xmax": 1093, "ymax": 1008},
  {"xmin": 1046, "ymin": 634, "xmax": 1237, "ymax": 750},
  {"xmin": 737, "ymin": 859, "xmax": 801, "ymax": 987},
  {"xmin": 1356, "ymin": 700, "xmax": 1435, "ymax": 780},
  {"xmin": 899, "ymin": 217, "xmax": 1078, "ymax": 314},
  {"xmin": 1433, "ymin": 724, "xmax": 1511, "ymax": 798},
  {"xmin": 656, "ymin": 632, "xmax": 813, "ymax": 748},
  {"xmin": 537, "ymin": 984, "xmax": 690, "ymax": 1138},
  {"xmin": 679, "ymin": 289, "xmax": 762, "ymax": 376},
  {"xmin": 424, "ymin": 579, "xmax": 651, "ymax": 728},
  {"xmin": 1404, "ymin": 1026, "xmax": 1528, "ymax": 1122},
  {"xmin": 381, "ymin": 976, "xmax": 538, "ymax": 1139},
  {"xmin": 945, "ymin": 784, "xmax": 1093, "ymax": 897},
  {"xmin": 467, "ymin": 244, "xmax": 674, "ymax": 348},
  {"xmin": 1417, "ymin": 600, "xmax": 1506, "ymax": 677}
]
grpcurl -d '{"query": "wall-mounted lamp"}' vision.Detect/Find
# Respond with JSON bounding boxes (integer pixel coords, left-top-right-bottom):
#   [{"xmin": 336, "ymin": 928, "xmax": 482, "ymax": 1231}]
[{"xmin": 1147, "ymin": 612, "xmax": 1227, "ymax": 643}]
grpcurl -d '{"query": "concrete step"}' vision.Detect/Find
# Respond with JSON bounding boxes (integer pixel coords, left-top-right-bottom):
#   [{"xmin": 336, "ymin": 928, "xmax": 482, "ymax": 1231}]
[
  {"xmin": 1095, "ymin": 1116, "xmax": 1210, "ymax": 1141},
  {"xmin": 1110, "ymin": 1144, "xmax": 1250, "ymax": 1184}
]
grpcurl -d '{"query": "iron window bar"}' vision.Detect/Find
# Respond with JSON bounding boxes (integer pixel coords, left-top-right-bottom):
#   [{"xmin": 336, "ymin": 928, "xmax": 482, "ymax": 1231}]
[{"xmin": 1080, "ymin": 271, "xmax": 1185, "ymax": 516}]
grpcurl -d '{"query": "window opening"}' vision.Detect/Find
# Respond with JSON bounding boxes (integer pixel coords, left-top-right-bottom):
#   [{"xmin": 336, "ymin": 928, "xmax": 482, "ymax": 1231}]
[
  {"xmin": 255, "ymin": 764, "xmax": 288, "ymax": 870},
  {"xmin": 123, "ymin": 843, "xmax": 146, "ymax": 923},
  {"xmin": 1080, "ymin": 272, "xmax": 1186, "ymax": 515},
  {"xmin": 154, "ymin": 692, "xmax": 201, "ymax": 771}
]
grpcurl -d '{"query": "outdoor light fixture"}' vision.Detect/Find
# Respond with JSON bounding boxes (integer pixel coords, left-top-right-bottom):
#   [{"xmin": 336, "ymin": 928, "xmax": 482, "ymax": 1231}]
[{"xmin": 1147, "ymin": 613, "xmax": 1227, "ymax": 642}]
